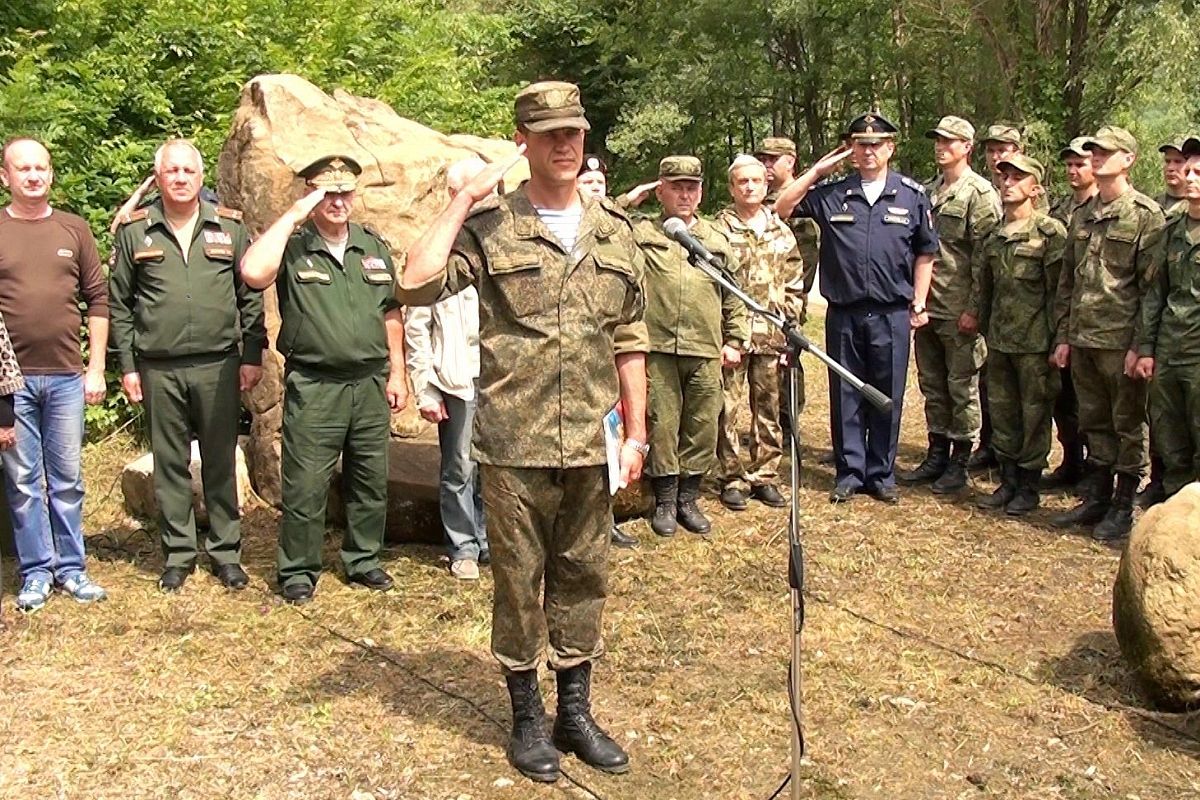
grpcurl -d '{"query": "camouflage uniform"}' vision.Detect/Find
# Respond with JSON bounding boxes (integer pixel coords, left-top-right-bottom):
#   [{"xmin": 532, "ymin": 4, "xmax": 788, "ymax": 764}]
[
  {"xmin": 713, "ymin": 205, "xmax": 804, "ymax": 492},
  {"xmin": 1154, "ymin": 192, "xmax": 1187, "ymax": 218},
  {"xmin": 396, "ymin": 186, "xmax": 648, "ymax": 673},
  {"xmin": 977, "ymin": 212, "xmax": 1067, "ymax": 470},
  {"xmin": 637, "ymin": 213, "xmax": 748, "ymax": 478},
  {"xmin": 915, "ymin": 167, "xmax": 999, "ymax": 442},
  {"xmin": 1139, "ymin": 212, "xmax": 1200, "ymax": 496},
  {"xmin": 1054, "ymin": 188, "xmax": 1166, "ymax": 477}
]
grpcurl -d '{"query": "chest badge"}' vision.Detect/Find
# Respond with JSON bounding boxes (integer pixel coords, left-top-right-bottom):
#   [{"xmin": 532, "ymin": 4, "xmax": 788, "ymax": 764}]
[
  {"xmin": 144, "ymin": 236, "xmax": 153, "ymax": 247},
  {"xmin": 203, "ymin": 230, "xmax": 233, "ymax": 246},
  {"xmin": 56, "ymin": 248, "xmax": 74, "ymax": 258}
]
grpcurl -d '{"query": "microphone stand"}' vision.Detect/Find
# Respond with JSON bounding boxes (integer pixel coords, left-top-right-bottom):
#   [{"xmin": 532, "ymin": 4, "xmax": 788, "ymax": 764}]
[{"xmin": 679, "ymin": 244, "xmax": 893, "ymax": 800}]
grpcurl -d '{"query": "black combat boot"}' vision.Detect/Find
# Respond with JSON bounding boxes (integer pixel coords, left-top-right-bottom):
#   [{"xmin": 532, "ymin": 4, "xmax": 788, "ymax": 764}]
[
  {"xmin": 1135, "ymin": 456, "xmax": 1166, "ymax": 509},
  {"xmin": 649, "ymin": 476, "xmax": 678, "ymax": 537},
  {"xmin": 1051, "ymin": 463, "xmax": 1112, "ymax": 528},
  {"xmin": 897, "ymin": 433, "xmax": 950, "ymax": 484},
  {"xmin": 1005, "ymin": 467, "xmax": 1041, "ymax": 516},
  {"xmin": 675, "ymin": 474, "xmax": 712, "ymax": 535},
  {"xmin": 552, "ymin": 662, "xmax": 630, "ymax": 774},
  {"xmin": 1041, "ymin": 439, "xmax": 1085, "ymax": 491},
  {"xmin": 505, "ymin": 670, "xmax": 560, "ymax": 782},
  {"xmin": 967, "ymin": 443, "xmax": 998, "ymax": 471},
  {"xmin": 1093, "ymin": 471, "xmax": 1138, "ymax": 541},
  {"xmin": 976, "ymin": 459, "xmax": 1017, "ymax": 510},
  {"xmin": 931, "ymin": 439, "xmax": 972, "ymax": 494}
]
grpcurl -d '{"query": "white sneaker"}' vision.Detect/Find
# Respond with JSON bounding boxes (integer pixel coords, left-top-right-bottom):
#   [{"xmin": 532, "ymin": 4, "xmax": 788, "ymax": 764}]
[{"xmin": 449, "ymin": 559, "xmax": 480, "ymax": 580}]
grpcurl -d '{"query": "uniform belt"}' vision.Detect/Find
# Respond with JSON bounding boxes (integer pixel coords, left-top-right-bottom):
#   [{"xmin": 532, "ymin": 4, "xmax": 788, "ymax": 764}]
[
  {"xmin": 287, "ymin": 358, "xmax": 388, "ymax": 383},
  {"xmin": 827, "ymin": 300, "xmax": 908, "ymax": 314},
  {"xmin": 135, "ymin": 348, "xmax": 239, "ymax": 368}
]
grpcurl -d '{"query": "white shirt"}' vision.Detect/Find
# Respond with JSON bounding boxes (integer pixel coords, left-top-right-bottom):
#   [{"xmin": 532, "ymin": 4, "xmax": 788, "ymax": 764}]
[
  {"xmin": 322, "ymin": 236, "xmax": 348, "ymax": 264},
  {"xmin": 404, "ymin": 286, "xmax": 481, "ymax": 405},
  {"xmin": 861, "ymin": 178, "xmax": 886, "ymax": 205}
]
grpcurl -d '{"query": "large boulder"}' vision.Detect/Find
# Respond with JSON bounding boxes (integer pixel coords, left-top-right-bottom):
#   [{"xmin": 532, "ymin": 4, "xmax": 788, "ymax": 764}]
[
  {"xmin": 1112, "ymin": 483, "xmax": 1200, "ymax": 710},
  {"xmin": 217, "ymin": 73, "xmax": 527, "ymax": 511},
  {"xmin": 121, "ymin": 441, "xmax": 259, "ymax": 526}
]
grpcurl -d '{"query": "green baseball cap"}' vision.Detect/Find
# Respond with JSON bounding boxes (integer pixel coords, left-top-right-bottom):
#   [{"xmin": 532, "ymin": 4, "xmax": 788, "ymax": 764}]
[
  {"xmin": 1058, "ymin": 137, "xmax": 1091, "ymax": 159},
  {"xmin": 996, "ymin": 153, "xmax": 1045, "ymax": 183},
  {"xmin": 1084, "ymin": 125, "xmax": 1138, "ymax": 155},
  {"xmin": 659, "ymin": 155, "xmax": 703, "ymax": 182},
  {"xmin": 514, "ymin": 81, "xmax": 591, "ymax": 133},
  {"xmin": 982, "ymin": 125, "xmax": 1022, "ymax": 146},
  {"xmin": 925, "ymin": 115, "xmax": 975, "ymax": 141},
  {"xmin": 755, "ymin": 137, "xmax": 796, "ymax": 157}
]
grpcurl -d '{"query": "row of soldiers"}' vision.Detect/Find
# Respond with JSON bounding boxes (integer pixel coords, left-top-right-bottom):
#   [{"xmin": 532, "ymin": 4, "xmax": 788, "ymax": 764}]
[{"xmin": 898, "ymin": 117, "xmax": 1197, "ymax": 541}]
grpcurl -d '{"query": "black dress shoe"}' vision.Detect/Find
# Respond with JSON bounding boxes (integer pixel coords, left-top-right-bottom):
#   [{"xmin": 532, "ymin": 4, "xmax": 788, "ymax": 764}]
[
  {"xmin": 610, "ymin": 525, "xmax": 639, "ymax": 549},
  {"xmin": 159, "ymin": 566, "xmax": 193, "ymax": 593},
  {"xmin": 866, "ymin": 484, "xmax": 900, "ymax": 505},
  {"xmin": 829, "ymin": 483, "xmax": 857, "ymax": 503},
  {"xmin": 750, "ymin": 484, "xmax": 788, "ymax": 508},
  {"xmin": 479, "ymin": 550, "xmax": 491, "ymax": 566},
  {"xmin": 349, "ymin": 568, "xmax": 394, "ymax": 591},
  {"xmin": 719, "ymin": 486, "xmax": 749, "ymax": 511},
  {"xmin": 213, "ymin": 563, "xmax": 249, "ymax": 590},
  {"xmin": 281, "ymin": 582, "xmax": 314, "ymax": 605}
]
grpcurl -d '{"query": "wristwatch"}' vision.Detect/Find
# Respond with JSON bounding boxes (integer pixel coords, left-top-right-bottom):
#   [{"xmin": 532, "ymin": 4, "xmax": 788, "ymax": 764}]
[
  {"xmin": 910, "ymin": 301, "xmax": 926, "ymax": 314},
  {"xmin": 623, "ymin": 438, "xmax": 650, "ymax": 456}
]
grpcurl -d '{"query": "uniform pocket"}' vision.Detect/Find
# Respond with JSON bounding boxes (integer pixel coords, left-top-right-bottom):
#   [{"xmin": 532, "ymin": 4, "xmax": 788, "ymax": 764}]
[
  {"xmin": 487, "ymin": 253, "xmax": 551, "ymax": 318},
  {"xmin": 592, "ymin": 255, "xmax": 635, "ymax": 321},
  {"xmin": 1102, "ymin": 227, "xmax": 1137, "ymax": 267}
]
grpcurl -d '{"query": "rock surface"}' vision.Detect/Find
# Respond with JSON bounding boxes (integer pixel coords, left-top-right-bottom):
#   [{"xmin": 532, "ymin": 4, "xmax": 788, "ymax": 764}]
[
  {"xmin": 1112, "ymin": 483, "xmax": 1200, "ymax": 710},
  {"xmin": 121, "ymin": 440, "xmax": 258, "ymax": 526}
]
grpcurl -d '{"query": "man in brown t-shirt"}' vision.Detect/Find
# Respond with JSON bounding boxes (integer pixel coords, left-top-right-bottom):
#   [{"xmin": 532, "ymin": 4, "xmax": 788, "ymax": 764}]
[{"xmin": 0, "ymin": 137, "xmax": 110, "ymax": 613}]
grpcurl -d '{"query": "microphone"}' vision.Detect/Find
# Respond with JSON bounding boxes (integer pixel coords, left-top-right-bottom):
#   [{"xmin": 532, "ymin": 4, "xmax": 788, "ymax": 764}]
[{"xmin": 662, "ymin": 217, "xmax": 722, "ymax": 266}]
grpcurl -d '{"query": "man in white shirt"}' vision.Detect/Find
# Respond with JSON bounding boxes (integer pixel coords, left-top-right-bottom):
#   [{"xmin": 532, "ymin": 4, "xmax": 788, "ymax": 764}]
[{"xmin": 405, "ymin": 157, "xmax": 491, "ymax": 579}]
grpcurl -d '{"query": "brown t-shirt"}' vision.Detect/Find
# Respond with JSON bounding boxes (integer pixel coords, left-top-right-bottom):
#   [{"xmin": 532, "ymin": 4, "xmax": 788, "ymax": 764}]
[{"xmin": 0, "ymin": 208, "xmax": 109, "ymax": 374}]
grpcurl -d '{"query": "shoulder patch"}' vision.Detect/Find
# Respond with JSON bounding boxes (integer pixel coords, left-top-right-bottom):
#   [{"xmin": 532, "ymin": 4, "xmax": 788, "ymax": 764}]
[
  {"xmin": 598, "ymin": 195, "xmax": 633, "ymax": 225},
  {"xmin": 361, "ymin": 223, "xmax": 393, "ymax": 250},
  {"xmin": 215, "ymin": 206, "xmax": 243, "ymax": 221},
  {"xmin": 1035, "ymin": 215, "xmax": 1066, "ymax": 238},
  {"xmin": 120, "ymin": 208, "xmax": 149, "ymax": 225},
  {"xmin": 1130, "ymin": 191, "xmax": 1165, "ymax": 216},
  {"xmin": 900, "ymin": 175, "xmax": 926, "ymax": 193}
]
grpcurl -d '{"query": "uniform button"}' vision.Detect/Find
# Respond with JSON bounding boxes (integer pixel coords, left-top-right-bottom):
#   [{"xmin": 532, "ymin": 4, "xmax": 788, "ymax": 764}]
[{"xmin": 186, "ymin": 294, "xmax": 192, "ymax": 299}]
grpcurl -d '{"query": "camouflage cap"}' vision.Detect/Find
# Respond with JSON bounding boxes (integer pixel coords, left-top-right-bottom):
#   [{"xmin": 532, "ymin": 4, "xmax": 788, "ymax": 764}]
[
  {"xmin": 298, "ymin": 155, "xmax": 362, "ymax": 192},
  {"xmin": 1084, "ymin": 125, "xmax": 1138, "ymax": 155},
  {"xmin": 579, "ymin": 153, "xmax": 607, "ymax": 176},
  {"xmin": 515, "ymin": 81, "xmax": 591, "ymax": 133},
  {"xmin": 847, "ymin": 112, "xmax": 898, "ymax": 144},
  {"xmin": 981, "ymin": 125, "xmax": 1022, "ymax": 146},
  {"xmin": 1157, "ymin": 136, "xmax": 1191, "ymax": 155},
  {"xmin": 925, "ymin": 115, "xmax": 975, "ymax": 142},
  {"xmin": 659, "ymin": 155, "xmax": 703, "ymax": 182},
  {"xmin": 996, "ymin": 153, "xmax": 1045, "ymax": 183},
  {"xmin": 1182, "ymin": 137, "xmax": 1200, "ymax": 158},
  {"xmin": 754, "ymin": 137, "xmax": 797, "ymax": 157},
  {"xmin": 1058, "ymin": 137, "xmax": 1091, "ymax": 159}
]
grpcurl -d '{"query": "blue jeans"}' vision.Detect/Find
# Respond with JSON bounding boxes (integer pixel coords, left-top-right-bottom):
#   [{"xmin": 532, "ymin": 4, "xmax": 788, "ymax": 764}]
[
  {"xmin": 439, "ymin": 393, "xmax": 487, "ymax": 560},
  {"xmin": 1, "ymin": 374, "xmax": 87, "ymax": 583}
]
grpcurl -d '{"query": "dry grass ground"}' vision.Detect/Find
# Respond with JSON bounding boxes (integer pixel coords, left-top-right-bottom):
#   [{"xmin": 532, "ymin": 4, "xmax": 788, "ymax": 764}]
[{"xmin": 2, "ymin": 335, "xmax": 1199, "ymax": 799}]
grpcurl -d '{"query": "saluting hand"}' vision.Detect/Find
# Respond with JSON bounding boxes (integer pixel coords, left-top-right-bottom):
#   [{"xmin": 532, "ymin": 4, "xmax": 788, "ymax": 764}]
[
  {"xmin": 287, "ymin": 187, "xmax": 328, "ymax": 226},
  {"xmin": 620, "ymin": 180, "xmax": 661, "ymax": 208},
  {"xmin": 811, "ymin": 145, "xmax": 853, "ymax": 179},
  {"xmin": 461, "ymin": 144, "xmax": 527, "ymax": 204},
  {"xmin": 109, "ymin": 174, "xmax": 156, "ymax": 235}
]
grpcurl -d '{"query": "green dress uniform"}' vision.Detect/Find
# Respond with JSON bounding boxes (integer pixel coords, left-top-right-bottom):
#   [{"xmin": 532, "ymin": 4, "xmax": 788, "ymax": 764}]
[
  {"xmin": 396, "ymin": 186, "xmax": 649, "ymax": 673},
  {"xmin": 275, "ymin": 221, "xmax": 399, "ymax": 589},
  {"xmin": 636, "ymin": 214, "xmax": 749, "ymax": 478},
  {"xmin": 109, "ymin": 200, "xmax": 265, "ymax": 569}
]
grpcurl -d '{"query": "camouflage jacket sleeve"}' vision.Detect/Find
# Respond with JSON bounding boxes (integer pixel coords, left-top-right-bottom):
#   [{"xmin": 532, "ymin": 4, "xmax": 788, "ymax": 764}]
[
  {"xmin": 964, "ymin": 187, "xmax": 1001, "ymax": 318},
  {"xmin": 975, "ymin": 233, "xmax": 996, "ymax": 336},
  {"xmin": 395, "ymin": 206, "xmax": 492, "ymax": 307},
  {"xmin": 613, "ymin": 218, "xmax": 650, "ymax": 355},
  {"xmin": 1131, "ymin": 204, "xmax": 1168, "ymax": 349},
  {"xmin": 1137, "ymin": 215, "xmax": 1176, "ymax": 358},
  {"xmin": 1052, "ymin": 217, "xmax": 1080, "ymax": 346},
  {"xmin": 719, "ymin": 248, "xmax": 750, "ymax": 346},
  {"xmin": 1042, "ymin": 218, "xmax": 1067, "ymax": 343},
  {"xmin": 783, "ymin": 235, "xmax": 807, "ymax": 323}
]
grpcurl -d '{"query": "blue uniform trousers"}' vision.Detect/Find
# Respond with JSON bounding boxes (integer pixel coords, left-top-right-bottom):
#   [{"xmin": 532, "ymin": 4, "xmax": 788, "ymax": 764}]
[{"xmin": 825, "ymin": 304, "xmax": 909, "ymax": 491}]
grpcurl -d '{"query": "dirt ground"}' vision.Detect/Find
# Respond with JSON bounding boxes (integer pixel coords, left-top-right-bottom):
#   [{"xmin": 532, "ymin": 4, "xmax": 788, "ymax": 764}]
[{"xmin": 1, "ymin": 349, "xmax": 1198, "ymax": 800}]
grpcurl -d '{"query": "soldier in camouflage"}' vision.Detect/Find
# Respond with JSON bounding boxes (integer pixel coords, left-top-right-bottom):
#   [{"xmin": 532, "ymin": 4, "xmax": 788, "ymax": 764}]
[
  {"xmin": 1135, "ymin": 137, "xmax": 1200, "ymax": 500},
  {"xmin": 1155, "ymin": 138, "xmax": 1189, "ymax": 217},
  {"xmin": 900, "ymin": 116, "xmax": 999, "ymax": 493},
  {"xmin": 756, "ymin": 137, "xmax": 819, "ymax": 436},
  {"xmin": 967, "ymin": 154, "xmax": 1066, "ymax": 515},
  {"xmin": 637, "ymin": 155, "xmax": 749, "ymax": 536},
  {"xmin": 1051, "ymin": 126, "xmax": 1166, "ymax": 541},
  {"xmin": 397, "ymin": 81, "xmax": 648, "ymax": 782},
  {"xmin": 714, "ymin": 155, "xmax": 804, "ymax": 511}
]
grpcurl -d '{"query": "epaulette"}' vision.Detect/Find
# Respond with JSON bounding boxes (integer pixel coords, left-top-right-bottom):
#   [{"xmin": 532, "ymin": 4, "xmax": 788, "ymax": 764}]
[
  {"xmin": 969, "ymin": 171, "xmax": 997, "ymax": 194},
  {"xmin": 216, "ymin": 206, "xmax": 243, "ymax": 221},
  {"xmin": 1035, "ymin": 214, "xmax": 1066, "ymax": 238},
  {"xmin": 598, "ymin": 194, "xmax": 632, "ymax": 224},
  {"xmin": 119, "ymin": 208, "xmax": 149, "ymax": 226},
  {"xmin": 1130, "ymin": 191, "xmax": 1165, "ymax": 216},
  {"xmin": 900, "ymin": 175, "xmax": 926, "ymax": 193},
  {"xmin": 361, "ymin": 222, "xmax": 393, "ymax": 250}
]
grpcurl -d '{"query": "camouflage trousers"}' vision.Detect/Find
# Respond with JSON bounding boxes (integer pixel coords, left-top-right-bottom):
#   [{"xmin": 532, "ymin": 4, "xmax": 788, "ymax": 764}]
[
  {"xmin": 1149, "ymin": 362, "xmax": 1200, "ymax": 496},
  {"xmin": 913, "ymin": 319, "xmax": 986, "ymax": 442},
  {"xmin": 717, "ymin": 353, "xmax": 783, "ymax": 491},
  {"xmin": 987, "ymin": 351, "xmax": 1059, "ymax": 471},
  {"xmin": 646, "ymin": 353, "xmax": 723, "ymax": 477},
  {"xmin": 1071, "ymin": 347, "xmax": 1148, "ymax": 476},
  {"xmin": 480, "ymin": 464, "xmax": 610, "ymax": 674}
]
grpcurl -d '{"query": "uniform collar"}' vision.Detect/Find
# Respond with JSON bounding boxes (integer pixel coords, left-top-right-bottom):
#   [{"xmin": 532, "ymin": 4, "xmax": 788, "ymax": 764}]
[
  {"xmin": 1091, "ymin": 186, "xmax": 1135, "ymax": 221},
  {"xmin": 299, "ymin": 221, "xmax": 370, "ymax": 255},
  {"xmin": 716, "ymin": 205, "xmax": 781, "ymax": 235},
  {"xmin": 144, "ymin": 199, "xmax": 221, "ymax": 232},
  {"xmin": 841, "ymin": 170, "xmax": 902, "ymax": 201},
  {"xmin": 996, "ymin": 213, "xmax": 1040, "ymax": 242},
  {"xmin": 508, "ymin": 185, "xmax": 607, "ymax": 253}
]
